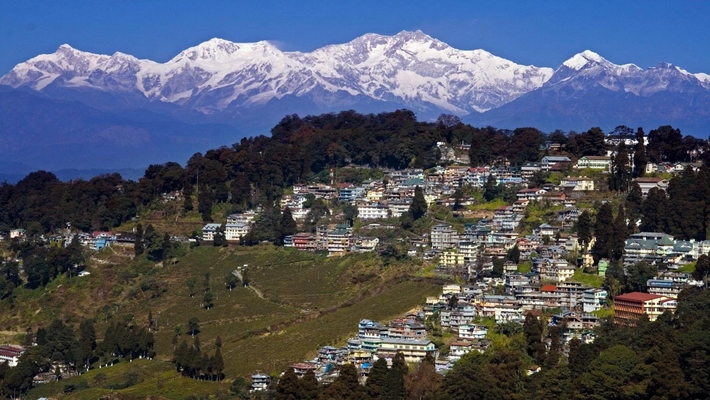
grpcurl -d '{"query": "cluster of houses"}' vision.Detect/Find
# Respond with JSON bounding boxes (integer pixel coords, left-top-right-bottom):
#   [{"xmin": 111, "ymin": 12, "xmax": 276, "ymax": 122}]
[
  {"xmin": 254, "ymin": 277, "xmax": 684, "ymax": 385},
  {"xmin": 202, "ymin": 211, "xmax": 258, "ymax": 242},
  {"xmin": 251, "ymin": 315, "xmax": 436, "ymax": 390},
  {"xmin": 623, "ymin": 231, "xmax": 710, "ymax": 268},
  {"xmin": 283, "ymin": 225, "xmax": 379, "ymax": 257}
]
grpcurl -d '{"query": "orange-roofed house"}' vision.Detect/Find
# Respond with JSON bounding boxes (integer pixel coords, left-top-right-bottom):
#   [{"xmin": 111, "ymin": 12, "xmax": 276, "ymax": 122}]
[{"xmin": 614, "ymin": 292, "xmax": 677, "ymax": 325}]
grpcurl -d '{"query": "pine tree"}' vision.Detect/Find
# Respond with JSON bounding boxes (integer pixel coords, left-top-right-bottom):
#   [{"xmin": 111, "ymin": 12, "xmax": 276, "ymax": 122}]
[
  {"xmin": 188, "ymin": 317, "xmax": 200, "ymax": 337},
  {"xmin": 611, "ymin": 205, "xmax": 628, "ymax": 261},
  {"xmin": 241, "ymin": 270, "xmax": 250, "ymax": 286},
  {"xmin": 300, "ymin": 369, "xmax": 320, "ymax": 399},
  {"xmin": 322, "ymin": 363, "xmax": 361, "ymax": 399},
  {"xmin": 633, "ymin": 127, "xmax": 648, "ymax": 178},
  {"xmin": 609, "ymin": 142, "xmax": 631, "ymax": 192},
  {"xmin": 213, "ymin": 225, "xmax": 225, "ymax": 247},
  {"xmin": 76, "ymin": 319, "xmax": 96, "ymax": 371},
  {"xmin": 484, "ymin": 174, "xmax": 498, "ymax": 202},
  {"xmin": 212, "ymin": 347, "xmax": 224, "ymax": 380},
  {"xmin": 625, "ymin": 183, "xmax": 643, "ymax": 233},
  {"xmin": 410, "ymin": 186, "xmax": 428, "ymax": 220},
  {"xmin": 452, "ymin": 189, "xmax": 463, "ymax": 211},
  {"xmin": 592, "ymin": 203, "xmax": 614, "ymax": 261},
  {"xmin": 203, "ymin": 290, "xmax": 213, "ymax": 309},
  {"xmin": 280, "ymin": 207, "xmax": 298, "ymax": 242},
  {"xmin": 183, "ymin": 193, "xmax": 194, "ymax": 212},
  {"xmin": 577, "ymin": 210, "xmax": 592, "ymax": 252},
  {"xmin": 523, "ymin": 313, "xmax": 546, "ymax": 364},
  {"xmin": 134, "ymin": 223, "xmax": 144, "ymax": 256},
  {"xmin": 604, "ymin": 260, "xmax": 626, "ymax": 297},
  {"xmin": 162, "ymin": 232, "xmax": 172, "ymax": 259},
  {"xmin": 506, "ymin": 245, "xmax": 520, "ymax": 264},
  {"xmin": 366, "ymin": 357, "xmax": 388, "ymax": 398},
  {"xmin": 624, "ymin": 261, "xmax": 657, "ymax": 293},
  {"xmin": 173, "ymin": 340, "xmax": 189, "ymax": 371},
  {"xmin": 693, "ymin": 254, "xmax": 710, "ymax": 287},
  {"xmin": 67, "ymin": 234, "xmax": 84, "ymax": 270},
  {"xmin": 198, "ymin": 186, "xmax": 213, "ymax": 223},
  {"xmin": 641, "ymin": 188, "xmax": 668, "ymax": 232},
  {"xmin": 226, "ymin": 273, "xmax": 238, "ymax": 290},
  {"xmin": 383, "ymin": 352, "xmax": 407, "ymax": 399},
  {"xmin": 144, "ymin": 224, "xmax": 165, "ymax": 261},
  {"xmin": 275, "ymin": 368, "xmax": 301, "ymax": 400}
]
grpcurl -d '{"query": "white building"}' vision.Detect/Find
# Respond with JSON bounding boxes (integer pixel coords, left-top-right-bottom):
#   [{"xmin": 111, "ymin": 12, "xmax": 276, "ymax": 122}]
[
  {"xmin": 575, "ymin": 156, "xmax": 612, "ymax": 172},
  {"xmin": 356, "ymin": 202, "xmax": 389, "ymax": 220},
  {"xmin": 225, "ymin": 223, "xmax": 249, "ymax": 242},
  {"xmin": 227, "ymin": 211, "xmax": 257, "ymax": 225},
  {"xmin": 202, "ymin": 223, "xmax": 222, "ymax": 241},
  {"xmin": 0, "ymin": 345, "xmax": 25, "ymax": 367},
  {"xmin": 376, "ymin": 338, "xmax": 437, "ymax": 363},
  {"xmin": 582, "ymin": 289, "xmax": 608, "ymax": 312},
  {"xmin": 430, "ymin": 224, "xmax": 459, "ymax": 250},
  {"xmin": 560, "ymin": 177, "xmax": 595, "ymax": 191}
]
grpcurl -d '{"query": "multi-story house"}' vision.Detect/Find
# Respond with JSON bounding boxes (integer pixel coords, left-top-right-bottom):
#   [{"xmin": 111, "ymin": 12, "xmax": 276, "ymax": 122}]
[
  {"xmin": 560, "ymin": 176, "xmax": 595, "ymax": 191},
  {"xmin": 575, "ymin": 156, "xmax": 612, "ymax": 172},
  {"xmin": 326, "ymin": 224, "xmax": 353, "ymax": 257},
  {"xmin": 614, "ymin": 292, "xmax": 677, "ymax": 325},
  {"xmin": 541, "ymin": 156, "xmax": 572, "ymax": 171},
  {"xmin": 225, "ymin": 223, "xmax": 249, "ymax": 242},
  {"xmin": 201, "ymin": 223, "xmax": 221, "ymax": 241},
  {"xmin": 633, "ymin": 177, "xmax": 670, "ymax": 197},
  {"xmin": 430, "ymin": 224, "xmax": 459, "ymax": 250},
  {"xmin": 582, "ymin": 289, "xmax": 608, "ymax": 312},
  {"xmin": 356, "ymin": 201, "xmax": 389, "ymax": 220}
]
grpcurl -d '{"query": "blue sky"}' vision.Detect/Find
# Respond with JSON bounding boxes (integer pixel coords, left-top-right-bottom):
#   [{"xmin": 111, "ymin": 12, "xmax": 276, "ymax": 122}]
[{"xmin": 1, "ymin": 0, "xmax": 709, "ymax": 75}]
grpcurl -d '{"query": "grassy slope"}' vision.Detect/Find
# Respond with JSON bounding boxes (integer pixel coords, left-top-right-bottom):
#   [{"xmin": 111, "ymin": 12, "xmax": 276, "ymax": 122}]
[
  {"xmin": 29, "ymin": 359, "xmax": 231, "ymax": 400},
  {"xmin": 15, "ymin": 244, "xmax": 440, "ymax": 399},
  {"xmin": 221, "ymin": 279, "xmax": 440, "ymax": 377}
]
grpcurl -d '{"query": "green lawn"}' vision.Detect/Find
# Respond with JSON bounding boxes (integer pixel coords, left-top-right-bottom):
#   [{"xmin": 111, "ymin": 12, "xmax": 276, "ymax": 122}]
[
  {"xmin": 517, "ymin": 261, "xmax": 532, "ymax": 274},
  {"xmin": 572, "ymin": 269, "xmax": 605, "ymax": 288},
  {"xmin": 678, "ymin": 262, "xmax": 696, "ymax": 273}
]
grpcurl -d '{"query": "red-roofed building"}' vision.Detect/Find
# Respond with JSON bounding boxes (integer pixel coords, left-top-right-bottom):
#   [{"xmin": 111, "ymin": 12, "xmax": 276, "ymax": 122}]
[
  {"xmin": 614, "ymin": 292, "xmax": 677, "ymax": 325},
  {"xmin": 0, "ymin": 344, "xmax": 25, "ymax": 367},
  {"xmin": 541, "ymin": 285, "xmax": 557, "ymax": 293},
  {"xmin": 290, "ymin": 362, "xmax": 317, "ymax": 377}
]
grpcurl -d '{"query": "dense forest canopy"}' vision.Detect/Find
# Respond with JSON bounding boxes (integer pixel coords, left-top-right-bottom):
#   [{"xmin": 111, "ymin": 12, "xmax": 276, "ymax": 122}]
[{"xmin": 0, "ymin": 109, "xmax": 708, "ymax": 234}]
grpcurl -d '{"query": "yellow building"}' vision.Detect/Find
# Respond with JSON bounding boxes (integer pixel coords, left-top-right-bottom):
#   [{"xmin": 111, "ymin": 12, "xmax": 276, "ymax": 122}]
[{"xmin": 440, "ymin": 250, "xmax": 466, "ymax": 267}]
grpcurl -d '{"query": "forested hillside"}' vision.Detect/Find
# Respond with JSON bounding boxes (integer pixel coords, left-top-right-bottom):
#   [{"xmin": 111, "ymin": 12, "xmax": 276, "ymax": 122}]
[{"xmin": 2, "ymin": 109, "xmax": 710, "ymax": 399}]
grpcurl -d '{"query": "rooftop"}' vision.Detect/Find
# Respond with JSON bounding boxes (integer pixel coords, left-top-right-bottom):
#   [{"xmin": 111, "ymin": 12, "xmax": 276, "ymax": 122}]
[{"xmin": 615, "ymin": 292, "xmax": 665, "ymax": 302}]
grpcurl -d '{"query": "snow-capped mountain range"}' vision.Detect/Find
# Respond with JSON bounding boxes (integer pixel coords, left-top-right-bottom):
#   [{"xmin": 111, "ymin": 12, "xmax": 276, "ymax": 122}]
[
  {"xmin": 3, "ymin": 30, "xmax": 709, "ymax": 123},
  {"xmin": 0, "ymin": 30, "xmax": 553, "ymax": 116},
  {"xmin": 1, "ymin": 30, "xmax": 709, "ymax": 175}
]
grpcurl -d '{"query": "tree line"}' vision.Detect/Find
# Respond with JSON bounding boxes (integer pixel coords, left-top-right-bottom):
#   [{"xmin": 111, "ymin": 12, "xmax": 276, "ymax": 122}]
[{"xmin": 0, "ymin": 317, "xmax": 154, "ymax": 397}]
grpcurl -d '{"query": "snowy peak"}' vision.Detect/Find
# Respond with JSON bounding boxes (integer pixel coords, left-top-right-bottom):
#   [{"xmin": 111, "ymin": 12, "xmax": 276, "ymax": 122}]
[
  {"xmin": 562, "ymin": 50, "xmax": 606, "ymax": 70},
  {"xmin": 545, "ymin": 50, "xmax": 709, "ymax": 97},
  {"xmin": 167, "ymin": 38, "xmax": 282, "ymax": 63}
]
